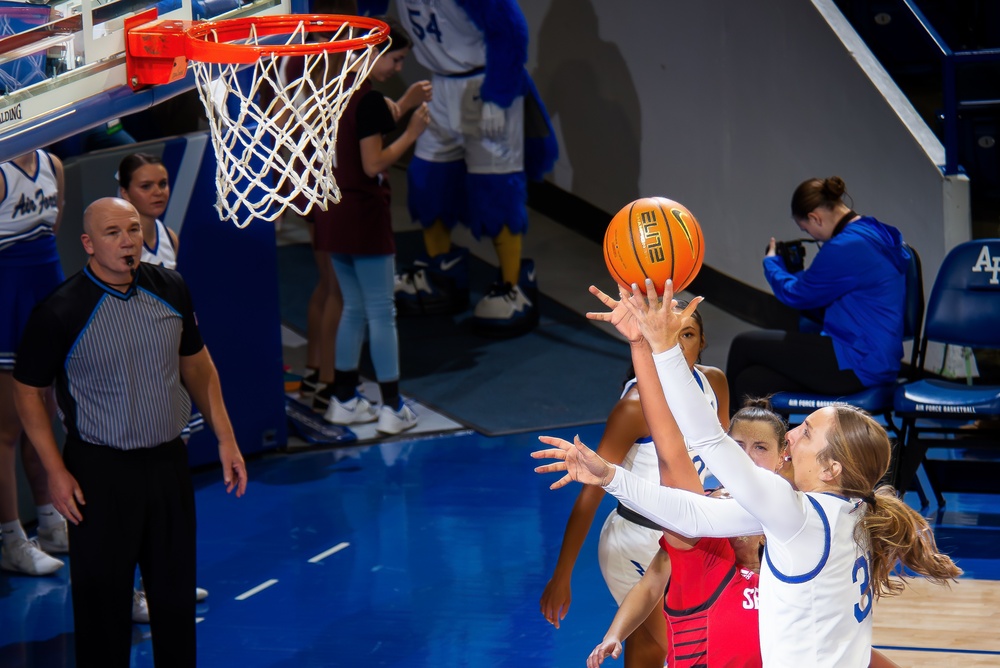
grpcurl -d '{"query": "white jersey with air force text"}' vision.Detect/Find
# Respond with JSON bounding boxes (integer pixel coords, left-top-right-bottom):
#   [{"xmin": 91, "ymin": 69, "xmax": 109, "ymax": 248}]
[{"xmin": 0, "ymin": 150, "xmax": 59, "ymax": 252}]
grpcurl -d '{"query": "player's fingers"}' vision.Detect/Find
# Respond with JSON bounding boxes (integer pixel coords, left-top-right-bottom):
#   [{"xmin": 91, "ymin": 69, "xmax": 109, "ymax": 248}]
[
  {"xmin": 643, "ymin": 277, "xmax": 661, "ymax": 307},
  {"xmin": 537, "ymin": 435, "xmax": 572, "ymax": 449},
  {"xmin": 663, "ymin": 278, "xmax": 675, "ymax": 303},
  {"xmin": 680, "ymin": 295, "xmax": 704, "ymax": 320},
  {"xmin": 533, "ymin": 462, "xmax": 569, "ymax": 475},
  {"xmin": 530, "ymin": 450, "xmax": 568, "ymax": 463},
  {"xmin": 589, "ymin": 284, "xmax": 616, "ymax": 305},
  {"xmin": 549, "ymin": 474, "xmax": 573, "ymax": 490},
  {"xmin": 235, "ymin": 463, "xmax": 248, "ymax": 497},
  {"xmin": 627, "ymin": 282, "xmax": 653, "ymax": 312}
]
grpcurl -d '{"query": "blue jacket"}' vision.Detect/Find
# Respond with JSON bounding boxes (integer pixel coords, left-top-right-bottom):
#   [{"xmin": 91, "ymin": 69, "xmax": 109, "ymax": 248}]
[{"xmin": 763, "ymin": 216, "xmax": 910, "ymax": 386}]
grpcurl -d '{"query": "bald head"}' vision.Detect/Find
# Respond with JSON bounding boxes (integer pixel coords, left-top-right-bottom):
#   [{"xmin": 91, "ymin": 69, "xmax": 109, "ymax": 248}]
[
  {"xmin": 80, "ymin": 197, "xmax": 143, "ymax": 287},
  {"xmin": 83, "ymin": 197, "xmax": 139, "ymax": 236}
]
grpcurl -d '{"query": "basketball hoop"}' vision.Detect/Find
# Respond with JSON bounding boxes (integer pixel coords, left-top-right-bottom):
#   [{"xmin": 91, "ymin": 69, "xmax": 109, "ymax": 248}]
[{"xmin": 127, "ymin": 14, "xmax": 390, "ymax": 227}]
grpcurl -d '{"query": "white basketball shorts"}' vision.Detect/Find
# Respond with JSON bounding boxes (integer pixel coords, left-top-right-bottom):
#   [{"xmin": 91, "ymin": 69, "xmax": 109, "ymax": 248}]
[
  {"xmin": 597, "ymin": 508, "xmax": 663, "ymax": 605},
  {"xmin": 414, "ymin": 72, "xmax": 524, "ymax": 175}
]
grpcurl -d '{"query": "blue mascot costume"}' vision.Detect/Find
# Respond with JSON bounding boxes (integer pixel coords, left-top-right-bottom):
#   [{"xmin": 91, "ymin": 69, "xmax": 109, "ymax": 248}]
[{"xmin": 361, "ymin": 0, "xmax": 557, "ymax": 336}]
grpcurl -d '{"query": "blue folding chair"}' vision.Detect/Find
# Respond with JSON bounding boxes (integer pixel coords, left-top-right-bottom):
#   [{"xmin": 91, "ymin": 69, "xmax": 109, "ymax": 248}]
[
  {"xmin": 891, "ymin": 239, "xmax": 1000, "ymax": 507},
  {"xmin": 770, "ymin": 242, "xmax": 926, "ymax": 501}
]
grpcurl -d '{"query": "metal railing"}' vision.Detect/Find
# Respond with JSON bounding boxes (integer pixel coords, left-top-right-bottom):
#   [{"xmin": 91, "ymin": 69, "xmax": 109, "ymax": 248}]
[{"xmin": 900, "ymin": 0, "xmax": 1000, "ymax": 176}]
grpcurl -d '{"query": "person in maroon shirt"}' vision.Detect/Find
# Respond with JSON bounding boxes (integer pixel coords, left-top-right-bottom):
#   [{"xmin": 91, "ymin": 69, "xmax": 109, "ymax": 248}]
[{"xmin": 319, "ymin": 21, "xmax": 432, "ymax": 435}]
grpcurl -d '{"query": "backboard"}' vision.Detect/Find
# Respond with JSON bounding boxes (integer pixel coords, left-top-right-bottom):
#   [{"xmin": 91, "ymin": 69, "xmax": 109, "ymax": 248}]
[{"xmin": 0, "ymin": 0, "xmax": 305, "ymax": 161}]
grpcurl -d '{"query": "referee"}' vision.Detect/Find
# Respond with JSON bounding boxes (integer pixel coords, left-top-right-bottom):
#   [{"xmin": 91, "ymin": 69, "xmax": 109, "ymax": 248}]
[{"xmin": 12, "ymin": 197, "xmax": 247, "ymax": 666}]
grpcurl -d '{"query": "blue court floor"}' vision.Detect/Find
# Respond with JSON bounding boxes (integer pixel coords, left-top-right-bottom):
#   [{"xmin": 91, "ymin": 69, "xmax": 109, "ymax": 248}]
[{"xmin": 2, "ymin": 424, "xmax": 999, "ymax": 667}]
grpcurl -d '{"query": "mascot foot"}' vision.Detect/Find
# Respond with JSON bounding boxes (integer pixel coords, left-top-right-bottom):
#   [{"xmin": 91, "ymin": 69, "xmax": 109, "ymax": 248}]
[
  {"xmin": 472, "ymin": 259, "xmax": 539, "ymax": 338},
  {"xmin": 395, "ymin": 246, "xmax": 470, "ymax": 316}
]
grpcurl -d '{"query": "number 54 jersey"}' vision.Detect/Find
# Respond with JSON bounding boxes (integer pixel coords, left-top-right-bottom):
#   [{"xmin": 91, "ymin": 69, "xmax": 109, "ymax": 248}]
[{"xmin": 398, "ymin": 0, "xmax": 490, "ymax": 75}]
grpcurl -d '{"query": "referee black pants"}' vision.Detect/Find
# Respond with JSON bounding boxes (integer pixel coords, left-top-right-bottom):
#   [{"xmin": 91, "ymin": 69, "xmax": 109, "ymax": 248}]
[{"xmin": 64, "ymin": 437, "xmax": 196, "ymax": 667}]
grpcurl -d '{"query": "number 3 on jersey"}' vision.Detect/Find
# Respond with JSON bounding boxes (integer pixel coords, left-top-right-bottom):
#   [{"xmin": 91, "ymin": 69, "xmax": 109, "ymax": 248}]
[
  {"xmin": 407, "ymin": 9, "xmax": 442, "ymax": 43},
  {"xmin": 852, "ymin": 553, "xmax": 873, "ymax": 622}
]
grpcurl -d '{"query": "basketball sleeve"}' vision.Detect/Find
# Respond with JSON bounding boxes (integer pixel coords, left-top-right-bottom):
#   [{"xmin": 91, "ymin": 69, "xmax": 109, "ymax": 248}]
[
  {"xmin": 356, "ymin": 90, "xmax": 395, "ymax": 140},
  {"xmin": 651, "ymin": 346, "xmax": 809, "ymax": 542},
  {"xmin": 604, "ymin": 467, "xmax": 763, "ymax": 538}
]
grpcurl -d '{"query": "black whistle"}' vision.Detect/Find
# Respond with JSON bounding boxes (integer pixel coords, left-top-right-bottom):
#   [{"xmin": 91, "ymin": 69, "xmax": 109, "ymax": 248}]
[{"xmin": 126, "ymin": 255, "xmax": 136, "ymax": 277}]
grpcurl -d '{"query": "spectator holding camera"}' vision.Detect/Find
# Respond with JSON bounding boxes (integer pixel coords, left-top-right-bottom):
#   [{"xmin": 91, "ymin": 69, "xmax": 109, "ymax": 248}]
[{"xmin": 726, "ymin": 176, "xmax": 911, "ymax": 408}]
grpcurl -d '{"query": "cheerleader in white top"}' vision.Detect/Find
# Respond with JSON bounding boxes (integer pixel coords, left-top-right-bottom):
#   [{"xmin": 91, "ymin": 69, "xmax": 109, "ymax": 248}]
[
  {"xmin": 540, "ymin": 302, "xmax": 728, "ymax": 667},
  {"xmin": 534, "ymin": 280, "xmax": 961, "ymax": 668},
  {"xmin": 117, "ymin": 153, "xmax": 179, "ymax": 267},
  {"xmin": 0, "ymin": 150, "xmax": 68, "ymax": 575}
]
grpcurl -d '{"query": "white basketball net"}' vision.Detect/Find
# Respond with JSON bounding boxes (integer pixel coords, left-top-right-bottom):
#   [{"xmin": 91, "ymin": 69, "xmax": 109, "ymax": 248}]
[{"xmin": 190, "ymin": 21, "xmax": 387, "ymax": 227}]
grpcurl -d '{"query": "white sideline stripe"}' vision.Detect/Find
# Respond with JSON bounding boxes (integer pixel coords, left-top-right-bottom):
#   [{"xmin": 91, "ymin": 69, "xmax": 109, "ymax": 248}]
[
  {"xmin": 308, "ymin": 542, "xmax": 350, "ymax": 563},
  {"xmin": 235, "ymin": 579, "xmax": 279, "ymax": 600}
]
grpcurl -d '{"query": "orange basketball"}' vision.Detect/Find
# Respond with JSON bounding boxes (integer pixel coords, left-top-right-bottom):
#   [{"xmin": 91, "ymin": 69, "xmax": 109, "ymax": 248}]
[{"xmin": 603, "ymin": 197, "xmax": 705, "ymax": 294}]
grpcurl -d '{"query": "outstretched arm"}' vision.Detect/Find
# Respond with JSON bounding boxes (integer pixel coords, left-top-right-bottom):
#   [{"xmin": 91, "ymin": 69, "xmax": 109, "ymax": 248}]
[
  {"xmin": 627, "ymin": 336, "xmax": 706, "ymax": 551},
  {"xmin": 590, "ymin": 281, "xmax": 807, "ymax": 542},
  {"xmin": 533, "ymin": 436, "xmax": 762, "ymax": 538},
  {"xmin": 649, "ymin": 346, "xmax": 804, "ymax": 541},
  {"xmin": 585, "ymin": 285, "xmax": 703, "ymax": 497}
]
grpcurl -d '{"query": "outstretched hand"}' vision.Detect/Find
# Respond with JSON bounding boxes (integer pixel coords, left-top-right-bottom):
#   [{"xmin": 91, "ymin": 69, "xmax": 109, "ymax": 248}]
[
  {"xmin": 532, "ymin": 435, "xmax": 614, "ymax": 489},
  {"xmin": 586, "ymin": 285, "xmax": 643, "ymax": 343},
  {"xmin": 617, "ymin": 279, "xmax": 704, "ymax": 355}
]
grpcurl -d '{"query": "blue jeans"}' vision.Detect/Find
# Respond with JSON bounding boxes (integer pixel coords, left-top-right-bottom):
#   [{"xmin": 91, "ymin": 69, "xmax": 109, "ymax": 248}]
[{"xmin": 331, "ymin": 253, "xmax": 399, "ymax": 382}]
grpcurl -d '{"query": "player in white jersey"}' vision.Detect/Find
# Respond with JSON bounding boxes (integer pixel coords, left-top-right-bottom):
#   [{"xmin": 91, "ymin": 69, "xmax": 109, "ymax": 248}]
[
  {"xmin": 0, "ymin": 150, "xmax": 68, "ymax": 576},
  {"xmin": 541, "ymin": 302, "xmax": 728, "ymax": 667},
  {"xmin": 391, "ymin": 0, "xmax": 558, "ymax": 336},
  {"xmin": 598, "ymin": 366, "xmax": 721, "ymax": 603},
  {"xmin": 535, "ymin": 281, "xmax": 962, "ymax": 668}
]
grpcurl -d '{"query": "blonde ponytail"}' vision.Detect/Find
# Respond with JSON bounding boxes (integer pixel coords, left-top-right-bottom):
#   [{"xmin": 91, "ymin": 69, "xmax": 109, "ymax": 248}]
[{"xmin": 859, "ymin": 486, "xmax": 962, "ymax": 599}]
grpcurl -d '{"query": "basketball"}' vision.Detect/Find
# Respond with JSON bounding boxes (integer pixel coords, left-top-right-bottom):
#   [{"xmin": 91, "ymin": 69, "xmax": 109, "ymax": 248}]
[{"xmin": 603, "ymin": 197, "xmax": 705, "ymax": 294}]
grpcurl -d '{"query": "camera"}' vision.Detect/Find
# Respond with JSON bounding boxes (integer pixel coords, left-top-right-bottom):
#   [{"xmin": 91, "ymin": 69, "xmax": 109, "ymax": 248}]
[{"xmin": 771, "ymin": 240, "xmax": 808, "ymax": 273}]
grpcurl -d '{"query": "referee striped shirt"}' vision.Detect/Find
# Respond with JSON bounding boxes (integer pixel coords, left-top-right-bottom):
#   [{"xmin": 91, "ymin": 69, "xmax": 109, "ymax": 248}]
[{"xmin": 14, "ymin": 263, "xmax": 204, "ymax": 450}]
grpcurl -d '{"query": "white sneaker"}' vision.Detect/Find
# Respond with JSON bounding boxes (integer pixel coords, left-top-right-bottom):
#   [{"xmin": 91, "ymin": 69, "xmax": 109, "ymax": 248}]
[
  {"xmin": 132, "ymin": 588, "xmax": 150, "ymax": 623},
  {"xmin": 473, "ymin": 283, "xmax": 534, "ymax": 320},
  {"xmin": 37, "ymin": 522, "xmax": 69, "ymax": 554},
  {"xmin": 0, "ymin": 536, "xmax": 64, "ymax": 576},
  {"xmin": 196, "ymin": 586, "xmax": 209, "ymax": 602},
  {"xmin": 376, "ymin": 402, "xmax": 419, "ymax": 435},
  {"xmin": 324, "ymin": 394, "xmax": 379, "ymax": 425}
]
